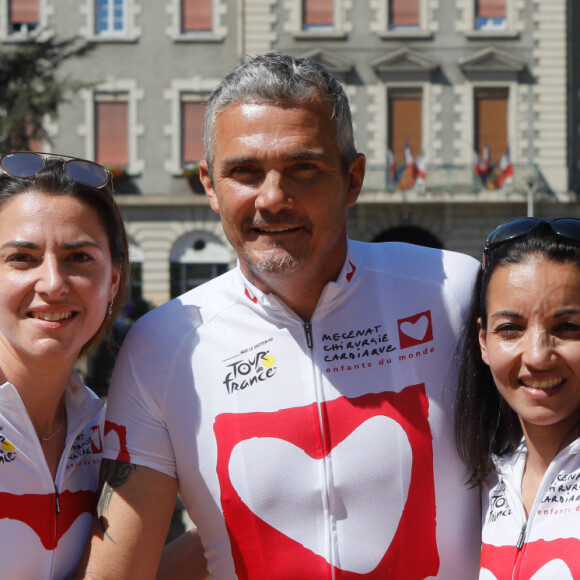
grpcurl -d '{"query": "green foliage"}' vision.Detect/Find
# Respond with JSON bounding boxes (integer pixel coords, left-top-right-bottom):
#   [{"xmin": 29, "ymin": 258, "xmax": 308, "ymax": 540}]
[{"xmin": 0, "ymin": 37, "xmax": 93, "ymax": 154}]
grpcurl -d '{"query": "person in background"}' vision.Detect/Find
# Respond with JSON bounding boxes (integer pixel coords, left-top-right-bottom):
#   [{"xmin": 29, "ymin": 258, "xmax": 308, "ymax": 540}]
[
  {"xmin": 79, "ymin": 52, "xmax": 481, "ymax": 579},
  {"xmin": 0, "ymin": 151, "xmax": 127, "ymax": 579},
  {"xmin": 455, "ymin": 217, "xmax": 580, "ymax": 579}
]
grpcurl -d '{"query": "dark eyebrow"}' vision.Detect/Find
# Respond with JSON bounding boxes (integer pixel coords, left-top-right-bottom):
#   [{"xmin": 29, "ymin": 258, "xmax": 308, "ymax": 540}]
[
  {"xmin": 555, "ymin": 309, "xmax": 580, "ymax": 318},
  {"xmin": 221, "ymin": 150, "xmax": 330, "ymax": 169},
  {"xmin": 0, "ymin": 240, "xmax": 101, "ymax": 251},
  {"xmin": 489, "ymin": 311, "xmax": 522, "ymax": 319}
]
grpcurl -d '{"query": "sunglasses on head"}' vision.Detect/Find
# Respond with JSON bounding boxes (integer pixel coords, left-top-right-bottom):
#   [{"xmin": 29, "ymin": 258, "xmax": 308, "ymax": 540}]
[
  {"xmin": 482, "ymin": 217, "xmax": 580, "ymax": 270},
  {"xmin": 0, "ymin": 151, "xmax": 112, "ymax": 189}
]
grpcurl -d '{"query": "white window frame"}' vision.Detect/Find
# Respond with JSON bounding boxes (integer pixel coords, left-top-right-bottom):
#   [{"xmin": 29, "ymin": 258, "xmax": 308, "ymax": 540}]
[
  {"xmin": 457, "ymin": 0, "xmax": 523, "ymax": 39},
  {"xmin": 365, "ymin": 82, "xmax": 432, "ymax": 190},
  {"xmin": 370, "ymin": 0, "xmax": 435, "ymax": 39},
  {"xmin": 79, "ymin": 0, "xmax": 141, "ymax": 41},
  {"xmin": 165, "ymin": 0, "xmax": 227, "ymax": 42},
  {"xmin": 0, "ymin": 0, "xmax": 53, "ymax": 41},
  {"xmin": 453, "ymin": 81, "xmax": 518, "ymax": 166},
  {"xmin": 163, "ymin": 78, "xmax": 219, "ymax": 176},
  {"xmin": 79, "ymin": 79, "xmax": 145, "ymax": 175},
  {"xmin": 282, "ymin": 0, "xmax": 353, "ymax": 39}
]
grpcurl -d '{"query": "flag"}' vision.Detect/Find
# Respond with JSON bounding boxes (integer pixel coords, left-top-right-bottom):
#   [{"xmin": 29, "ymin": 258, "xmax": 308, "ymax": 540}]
[
  {"xmin": 473, "ymin": 149, "xmax": 488, "ymax": 185},
  {"xmin": 473, "ymin": 150, "xmax": 483, "ymax": 178},
  {"xmin": 498, "ymin": 146, "xmax": 513, "ymax": 187},
  {"xmin": 387, "ymin": 149, "xmax": 395, "ymax": 180},
  {"xmin": 404, "ymin": 140, "xmax": 414, "ymax": 168},
  {"xmin": 482, "ymin": 143, "xmax": 490, "ymax": 176},
  {"xmin": 415, "ymin": 152, "xmax": 427, "ymax": 180},
  {"xmin": 414, "ymin": 152, "xmax": 426, "ymax": 192},
  {"xmin": 396, "ymin": 141, "xmax": 416, "ymax": 189}
]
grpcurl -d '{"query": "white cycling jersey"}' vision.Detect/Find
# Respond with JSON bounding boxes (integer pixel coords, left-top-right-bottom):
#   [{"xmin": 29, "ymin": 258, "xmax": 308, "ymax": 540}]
[
  {"xmin": 104, "ymin": 240, "xmax": 481, "ymax": 579},
  {"xmin": 0, "ymin": 371, "xmax": 104, "ymax": 580},
  {"xmin": 480, "ymin": 439, "xmax": 580, "ymax": 580}
]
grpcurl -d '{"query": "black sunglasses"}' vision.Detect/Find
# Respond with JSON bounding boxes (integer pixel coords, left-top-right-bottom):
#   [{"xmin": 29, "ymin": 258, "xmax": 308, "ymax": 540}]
[
  {"xmin": 483, "ymin": 217, "xmax": 580, "ymax": 270},
  {"xmin": 0, "ymin": 151, "xmax": 112, "ymax": 189}
]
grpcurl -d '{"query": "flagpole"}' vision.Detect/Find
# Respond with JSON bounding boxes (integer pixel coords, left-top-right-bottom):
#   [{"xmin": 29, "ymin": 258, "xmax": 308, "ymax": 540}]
[{"xmin": 526, "ymin": 176, "xmax": 534, "ymax": 217}]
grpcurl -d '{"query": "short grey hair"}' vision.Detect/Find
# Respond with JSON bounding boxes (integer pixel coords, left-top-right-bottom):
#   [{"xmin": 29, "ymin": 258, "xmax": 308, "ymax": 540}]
[{"xmin": 204, "ymin": 52, "xmax": 358, "ymax": 177}]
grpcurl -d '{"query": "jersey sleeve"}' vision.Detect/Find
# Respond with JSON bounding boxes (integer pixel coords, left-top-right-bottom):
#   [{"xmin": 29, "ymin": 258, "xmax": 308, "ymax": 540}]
[{"xmin": 103, "ymin": 307, "xmax": 185, "ymax": 479}]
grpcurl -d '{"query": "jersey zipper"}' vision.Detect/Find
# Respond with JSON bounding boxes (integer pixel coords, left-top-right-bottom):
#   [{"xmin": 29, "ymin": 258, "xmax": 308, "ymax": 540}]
[
  {"xmin": 303, "ymin": 319, "xmax": 337, "ymax": 579},
  {"xmin": 304, "ymin": 321, "xmax": 313, "ymax": 349}
]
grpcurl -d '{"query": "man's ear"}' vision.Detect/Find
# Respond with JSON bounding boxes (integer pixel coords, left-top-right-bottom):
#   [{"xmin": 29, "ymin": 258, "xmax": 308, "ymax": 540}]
[
  {"xmin": 199, "ymin": 160, "xmax": 220, "ymax": 213},
  {"xmin": 346, "ymin": 153, "xmax": 366, "ymax": 207}
]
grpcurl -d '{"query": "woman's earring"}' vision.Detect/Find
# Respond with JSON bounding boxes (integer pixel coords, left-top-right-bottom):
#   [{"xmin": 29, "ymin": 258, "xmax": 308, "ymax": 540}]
[{"xmin": 108, "ymin": 301, "xmax": 113, "ymax": 318}]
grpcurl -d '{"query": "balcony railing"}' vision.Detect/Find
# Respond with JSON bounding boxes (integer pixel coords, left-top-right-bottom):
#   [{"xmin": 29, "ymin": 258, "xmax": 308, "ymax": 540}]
[{"xmin": 360, "ymin": 163, "xmax": 556, "ymax": 202}]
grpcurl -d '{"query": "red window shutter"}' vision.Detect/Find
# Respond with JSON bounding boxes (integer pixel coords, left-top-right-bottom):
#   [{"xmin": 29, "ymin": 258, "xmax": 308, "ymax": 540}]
[
  {"xmin": 389, "ymin": 95, "xmax": 422, "ymax": 163},
  {"xmin": 182, "ymin": 102, "xmax": 206, "ymax": 163},
  {"xmin": 182, "ymin": 0, "xmax": 212, "ymax": 31},
  {"xmin": 476, "ymin": 0, "xmax": 505, "ymax": 19},
  {"xmin": 96, "ymin": 102, "xmax": 129, "ymax": 166},
  {"xmin": 475, "ymin": 91, "xmax": 508, "ymax": 163},
  {"xmin": 390, "ymin": 0, "xmax": 419, "ymax": 27},
  {"xmin": 10, "ymin": 0, "xmax": 38, "ymax": 24},
  {"xmin": 303, "ymin": 0, "xmax": 333, "ymax": 26}
]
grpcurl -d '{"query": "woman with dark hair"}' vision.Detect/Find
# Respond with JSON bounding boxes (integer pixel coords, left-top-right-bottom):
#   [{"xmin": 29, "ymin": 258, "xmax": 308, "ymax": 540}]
[
  {"xmin": 455, "ymin": 217, "xmax": 580, "ymax": 579},
  {"xmin": 0, "ymin": 151, "xmax": 128, "ymax": 579}
]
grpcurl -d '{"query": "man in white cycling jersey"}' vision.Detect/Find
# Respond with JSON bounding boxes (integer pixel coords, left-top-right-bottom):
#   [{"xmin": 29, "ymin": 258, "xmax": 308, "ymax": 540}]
[{"xmin": 79, "ymin": 52, "xmax": 481, "ymax": 580}]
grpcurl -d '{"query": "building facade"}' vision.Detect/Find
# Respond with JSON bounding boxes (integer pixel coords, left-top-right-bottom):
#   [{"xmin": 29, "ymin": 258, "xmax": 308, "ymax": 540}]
[{"xmin": 1, "ymin": 0, "xmax": 574, "ymax": 305}]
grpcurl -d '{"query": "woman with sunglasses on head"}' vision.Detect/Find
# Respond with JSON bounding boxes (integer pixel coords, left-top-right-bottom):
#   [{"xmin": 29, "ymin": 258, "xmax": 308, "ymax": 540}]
[
  {"xmin": 455, "ymin": 217, "xmax": 580, "ymax": 579},
  {"xmin": 0, "ymin": 151, "xmax": 128, "ymax": 579}
]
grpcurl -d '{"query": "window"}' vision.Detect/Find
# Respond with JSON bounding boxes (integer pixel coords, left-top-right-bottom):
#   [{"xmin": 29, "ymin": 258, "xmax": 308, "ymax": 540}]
[
  {"xmin": 181, "ymin": 100, "xmax": 206, "ymax": 166},
  {"xmin": 9, "ymin": 0, "xmax": 38, "ymax": 35},
  {"xmin": 170, "ymin": 263, "xmax": 228, "ymax": 298},
  {"xmin": 474, "ymin": 88, "xmax": 508, "ymax": 164},
  {"xmin": 170, "ymin": 232, "xmax": 230, "ymax": 298},
  {"xmin": 389, "ymin": 0, "xmax": 419, "ymax": 29},
  {"xmin": 474, "ymin": 0, "xmax": 506, "ymax": 31},
  {"xmin": 182, "ymin": 0, "xmax": 212, "ymax": 32},
  {"xmin": 95, "ymin": 0, "xmax": 126, "ymax": 35},
  {"xmin": 302, "ymin": 0, "xmax": 333, "ymax": 29},
  {"xmin": 388, "ymin": 89, "xmax": 422, "ymax": 166},
  {"xmin": 95, "ymin": 95, "xmax": 129, "ymax": 168}
]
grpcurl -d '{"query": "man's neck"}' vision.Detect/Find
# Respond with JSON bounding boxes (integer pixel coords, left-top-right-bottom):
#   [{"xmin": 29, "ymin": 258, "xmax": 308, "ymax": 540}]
[{"xmin": 242, "ymin": 261, "xmax": 345, "ymax": 322}]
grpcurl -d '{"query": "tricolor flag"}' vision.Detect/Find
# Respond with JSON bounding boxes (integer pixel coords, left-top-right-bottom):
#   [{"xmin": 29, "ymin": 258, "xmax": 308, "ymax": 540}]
[
  {"xmin": 394, "ymin": 140, "xmax": 415, "ymax": 190},
  {"xmin": 387, "ymin": 149, "xmax": 396, "ymax": 179},
  {"xmin": 414, "ymin": 152, "xmax": 426, "ymax": 192},
  {"xmin": 473, "ymin": 150, "xmax": 487, "ymax": 183},
  {"xmin": 482, "ymin": 143, "xmax": 490, "ymax": 176},
  {"xmin": 415, "ymin": 152, "xmax": 427, "ymax": 180},
  {"xmin": 498, "ymin": 146, "xmax": 513, "ymax": 187}
]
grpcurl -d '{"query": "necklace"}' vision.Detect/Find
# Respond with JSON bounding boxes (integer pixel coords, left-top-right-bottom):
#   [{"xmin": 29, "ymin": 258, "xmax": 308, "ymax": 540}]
[{"xmin": 38, "ymin": 406, "xmax": 66, "ymax": 443}]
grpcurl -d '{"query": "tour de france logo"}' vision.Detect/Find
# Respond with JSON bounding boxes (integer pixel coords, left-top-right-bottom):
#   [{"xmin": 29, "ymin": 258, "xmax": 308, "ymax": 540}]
[
  {"xmin": 0, "ymin": 432, "xmax": 16, "ymax": 464},
  {"xmin": 223, "ymin": 348, "xmax": 278, "ymax": 394}
]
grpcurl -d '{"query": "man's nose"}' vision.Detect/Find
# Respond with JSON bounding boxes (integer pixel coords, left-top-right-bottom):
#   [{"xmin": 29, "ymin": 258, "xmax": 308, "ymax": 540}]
[{"xmin": 255, "ymin": 171, "xmax": 294, "ymax": 212}]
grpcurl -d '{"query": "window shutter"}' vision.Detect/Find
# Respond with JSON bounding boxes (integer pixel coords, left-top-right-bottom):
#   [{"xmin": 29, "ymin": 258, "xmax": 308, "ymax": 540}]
[
  {"xmin": 182, "ymin": 102, "xmax": 206, "ymax": 163},
  {"xmin": 390, "ymin": 0, "xmax": 419, "ymax": 27},
  {"xmin": 475, "ymin": 90, "xmax": 508, "ymax": 163},
  {"xmin": 96, "ymin": 102, "xmax": 129, "ymax": 166},
  {"xmin": 10, "ymin": 0, "xmax": 38, "ymax": 24},
  {"xmin": 475, "ymin": 0, "xmax": 505, "ymax": 19},
  {"xmin": 182, "ymin": 0, "xmax": 212, "ymax": 31},
  {"xmin": 389, "ymin": 94, "xmax": 422, "ymax": 163},
  {"xmin": 303, "ymin": 0, "xmax": 333, "ymax": 26}
]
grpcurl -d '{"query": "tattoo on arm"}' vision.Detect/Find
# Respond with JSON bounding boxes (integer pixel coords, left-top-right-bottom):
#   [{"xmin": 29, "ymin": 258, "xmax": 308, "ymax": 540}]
[{"xmin": 97, "ymin": 459, "xmax": 137, "ymax": 542}]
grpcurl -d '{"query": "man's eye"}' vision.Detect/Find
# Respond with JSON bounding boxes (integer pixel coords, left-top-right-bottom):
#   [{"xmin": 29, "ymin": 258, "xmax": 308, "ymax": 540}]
[{"xmin": 231, "ymin": 166, "xmax": 254, "ymax": 175}]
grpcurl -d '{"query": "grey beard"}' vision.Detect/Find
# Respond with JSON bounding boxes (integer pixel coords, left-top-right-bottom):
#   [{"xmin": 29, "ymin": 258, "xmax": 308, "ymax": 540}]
[{"xmin": 246, "ymin": 252, "xmax": 302, "ymax": 276}]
